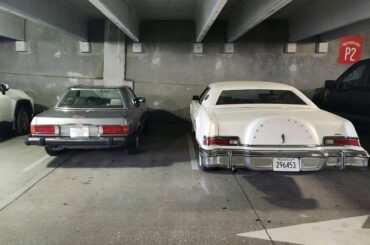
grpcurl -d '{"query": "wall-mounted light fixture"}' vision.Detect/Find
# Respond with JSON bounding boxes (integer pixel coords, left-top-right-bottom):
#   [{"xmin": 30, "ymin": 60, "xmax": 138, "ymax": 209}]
[
  {"xmin": 193, "ymin": 43, "xmax": 204, "ymax": 54},
  {"xmin": 15, "ymin": 41, "xmax": 28, "ymax": 52},
  {"xmin": 284, "ymin": 43, "xmax": 297, "ymax": 53},
  {"xmin": 315, "ymin": 42, "xmax": 329, "ymax": 54},
  {"xmin": 132, "ymin": 43, "xmax": 143, "ymax": 53},
  {"xmin": 79, "ymin": 41, "xmax": 92, "ymax": 53}
]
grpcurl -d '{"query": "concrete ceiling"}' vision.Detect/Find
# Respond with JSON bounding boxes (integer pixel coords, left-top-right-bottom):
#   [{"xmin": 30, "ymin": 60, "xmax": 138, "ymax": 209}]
[
  {"xmin": 62, "ymin": 0, "xmax": 104, "ymax": 19},
  {"xmin": 270, "ymin": 0, "xmax": 320, "ymax": 20},
  {"xmin": 128, "ymin": 0, "xmax": 198, "ymax": 20},
  {"xmin": 0, "ymin": 0, "xmax": 370, "ymax": 43}
]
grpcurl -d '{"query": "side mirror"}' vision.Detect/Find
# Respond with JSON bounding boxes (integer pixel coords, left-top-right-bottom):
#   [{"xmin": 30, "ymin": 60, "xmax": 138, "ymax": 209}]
[
  {"xmin": 0, "ymin": 83, "xmax": 9, "ymax": 95},
  {"xmin": 135, "ymin": 97, "xmax": 146, "ymax": 104},
  {"xmin": 324, "ymin": 80, "xmax": 336, "ymax": 90},
  {"xmin": 192, "ymin": 95, "xmax": 200, "ymax": 101}
]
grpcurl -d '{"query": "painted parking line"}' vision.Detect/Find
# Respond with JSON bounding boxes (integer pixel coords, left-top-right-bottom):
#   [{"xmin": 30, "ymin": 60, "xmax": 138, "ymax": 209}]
[
  {"xmin": 238, "ymin": 215, "xmax": 370, "ymax": 245},
  {"xmin": 187, "ymin": 134, "xmax": 199, "ymax": 171},
  {"xmin": 1, "ymin": 153, "xmax": 70, "ymax": 211},
  {"xmin": 22, "ymin": 155, "xmax": 53, "ymax": 172}
]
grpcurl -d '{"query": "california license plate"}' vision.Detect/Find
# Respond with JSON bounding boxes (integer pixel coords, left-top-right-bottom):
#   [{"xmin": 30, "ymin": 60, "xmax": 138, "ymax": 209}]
[
  {"xmin": 70, "ymin": 126, "xmax": 89, "ymax": 138},
  {"xmin": 273, "ymin": 158, "xmax": 300, "ymax": 172}
]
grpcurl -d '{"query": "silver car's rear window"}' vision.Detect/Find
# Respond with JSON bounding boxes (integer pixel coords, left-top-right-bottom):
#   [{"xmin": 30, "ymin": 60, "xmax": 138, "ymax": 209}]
[
  {"xmin": 57, "ymin": 88, "xmax": 125, "ymax": 108},
  {"xmin": 216, "ymin": 89, "xmax": 306, "ymax": 105}
]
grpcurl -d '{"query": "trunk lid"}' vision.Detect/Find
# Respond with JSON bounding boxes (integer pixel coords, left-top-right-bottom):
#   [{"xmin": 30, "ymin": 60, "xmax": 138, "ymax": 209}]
[
  {"xmin": 212, "ymin": 107, "xmax": 347, "ymax": 146},
  {"xmin": 33, "ymin": 108, "xmax": 131, "ymax": 137}
]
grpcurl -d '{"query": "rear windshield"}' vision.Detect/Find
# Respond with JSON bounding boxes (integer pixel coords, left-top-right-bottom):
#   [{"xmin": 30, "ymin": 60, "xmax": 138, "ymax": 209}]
[
  {"xmin": 216, "ymin": 89, "xmax": 306, "ymax": 105},
  {"xmin": 57, "ymin": 88, "xmax": 124, "ymax": 108}
]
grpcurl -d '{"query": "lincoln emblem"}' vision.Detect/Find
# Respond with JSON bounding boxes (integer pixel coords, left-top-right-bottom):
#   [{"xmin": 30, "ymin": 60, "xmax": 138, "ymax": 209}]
[{"xmin": 281, "ymin": 134, "xmax": 286, "ymax": 144}]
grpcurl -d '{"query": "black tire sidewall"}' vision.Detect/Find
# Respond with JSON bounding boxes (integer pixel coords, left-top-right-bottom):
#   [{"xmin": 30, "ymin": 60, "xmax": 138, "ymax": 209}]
[
  {"xmin": 16, "ymin": 107, "xmax": 30, "ymax": 135},
  {"xmin": 45, "ymin": 146, "xmax": 65, "ymax": 156},
  {"xmin": 127, "ymin": 135, "xmax": 140, "ymax": 154}
]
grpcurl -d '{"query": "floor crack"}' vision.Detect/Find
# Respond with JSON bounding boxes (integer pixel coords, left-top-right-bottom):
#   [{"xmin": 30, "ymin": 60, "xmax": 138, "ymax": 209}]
[{"xmin": 233, "ymin": 173, "xmax": 275, "ymax": 245}]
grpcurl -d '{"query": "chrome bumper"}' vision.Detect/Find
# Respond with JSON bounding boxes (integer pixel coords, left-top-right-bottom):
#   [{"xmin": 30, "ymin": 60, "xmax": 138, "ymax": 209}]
[
  {"xmin": 25, "ymin": 135, "xmax": 135, "ymax": 149},
  {"xmin": 199, "ymin": 148, "xmax": 369, "ymax": 171}
]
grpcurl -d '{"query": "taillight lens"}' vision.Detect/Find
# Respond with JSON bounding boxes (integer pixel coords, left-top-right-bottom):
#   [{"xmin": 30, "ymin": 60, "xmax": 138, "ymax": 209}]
[
  {"xmin": 203, "ymin": 137, "xmax": 239, "ymax": 146},
  {"xmin": 31, "ymin": 125, "xmax": 59, "ymax": 135},
  {"xmin": 324, "ymin": 137, "xmax": 360, "ymax": 147},
  {"xmin": 99, "ymin": 125, "xmax": 130, "ymax": 135}
]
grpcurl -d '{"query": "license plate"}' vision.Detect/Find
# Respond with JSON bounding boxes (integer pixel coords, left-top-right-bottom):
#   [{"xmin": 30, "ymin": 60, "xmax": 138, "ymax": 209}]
[
  {"xmin": 70, "ymin": 126, "xmax": 89, "ymax": 138},
  {"xmin": 273, "ymin": 158, "xmax": 300, "ymax": 172}
]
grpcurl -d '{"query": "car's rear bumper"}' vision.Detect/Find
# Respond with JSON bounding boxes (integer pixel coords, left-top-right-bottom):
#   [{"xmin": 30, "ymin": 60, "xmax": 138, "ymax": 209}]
[
  {"xmin": 24, "ymin": 135, "xmax": 135, "ymax": 149},
  {"xmin": 199, "ymin": 148, "xmax": 369, "ymax": 171}
]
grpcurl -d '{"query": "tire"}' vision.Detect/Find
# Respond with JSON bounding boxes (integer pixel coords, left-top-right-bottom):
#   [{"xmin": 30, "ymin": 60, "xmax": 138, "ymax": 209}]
[
  {"xmin": 127, "ymin": 135, "xmax": 140, "ymax": 155},
  {"xmin": 198, "ymin": 151, "xmax": 217, "ymax": 172},
  {"xmin": 45, "ymin": 146, "xmax": 66, "ymax": 156},
  {"xmin": 15, "ymin": 107, "xmax": 31, "ymax": 135}
]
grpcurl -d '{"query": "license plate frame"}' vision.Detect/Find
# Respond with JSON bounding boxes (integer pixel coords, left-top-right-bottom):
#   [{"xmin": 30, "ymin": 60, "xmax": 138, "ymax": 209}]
[
  {"xmin": 70, "ymin": 126, "xmax": 89, "ymax": 138},
  {"xmin": 273, "ymin": 158, "xmax": 300, "ymax": 172}
]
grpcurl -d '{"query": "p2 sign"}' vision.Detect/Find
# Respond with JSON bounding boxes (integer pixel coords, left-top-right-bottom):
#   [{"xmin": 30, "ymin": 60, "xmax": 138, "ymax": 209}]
[{"xmin": 338, "ymin": 35, "xmax": 363, "ymax": 64}]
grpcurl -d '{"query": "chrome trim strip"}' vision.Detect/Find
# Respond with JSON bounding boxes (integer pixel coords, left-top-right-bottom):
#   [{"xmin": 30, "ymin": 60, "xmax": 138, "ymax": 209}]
[{"xmin": 241, "ymin": 144, "xmax": 321, "ymax": 148}]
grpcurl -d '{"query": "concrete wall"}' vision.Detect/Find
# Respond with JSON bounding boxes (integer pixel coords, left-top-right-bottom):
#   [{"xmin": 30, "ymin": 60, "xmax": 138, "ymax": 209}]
[
  {"xmin": 126, "ymin": 21, "xmax": 370, "ymax": 121},
  {"xmin": 1, "ymin": 19, "xmax": 370, "ymax": 121},
  {"xmin": 0, "ymin": 20, "xmax": 104, "ymax": 111}
]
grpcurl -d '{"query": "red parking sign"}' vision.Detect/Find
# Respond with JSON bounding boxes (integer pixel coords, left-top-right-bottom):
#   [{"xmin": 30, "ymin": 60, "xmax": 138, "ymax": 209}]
[{"xmin": 338, "ymin": 35, "xmax": 363, "ymax": 64}]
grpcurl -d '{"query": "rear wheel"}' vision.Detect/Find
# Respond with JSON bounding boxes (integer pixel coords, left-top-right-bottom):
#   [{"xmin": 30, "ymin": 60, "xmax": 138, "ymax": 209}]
[
  {"xmin": 127, "ymin": 135, "xmax": 140, "ymax": 155},
  {"xmin": 15, "ymin": 107, "xmax": 31, "ymax": 135},
  {"xmin": 45, "ymin": 146, "xmax": 66, "ymax": 156}
]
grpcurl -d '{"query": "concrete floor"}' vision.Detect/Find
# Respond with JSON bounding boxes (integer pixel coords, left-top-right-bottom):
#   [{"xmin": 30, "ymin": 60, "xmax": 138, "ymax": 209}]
[{"xmin": 0, "ymin": 124, "xmax": 369, "ymax": 245}]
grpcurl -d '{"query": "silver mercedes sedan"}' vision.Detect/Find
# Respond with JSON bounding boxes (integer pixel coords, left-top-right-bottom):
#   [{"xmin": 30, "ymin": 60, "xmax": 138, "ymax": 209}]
[{"xmin": 25, "ymin": 85, "xmax": 148, "ymax": 156}]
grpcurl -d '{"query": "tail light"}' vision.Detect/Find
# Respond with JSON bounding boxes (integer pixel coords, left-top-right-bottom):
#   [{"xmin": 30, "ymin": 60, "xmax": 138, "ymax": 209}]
[
  {"xmin": 203, "ymin": 136, "xmax": 239, "ymax": 146},
  {"xmin": 324, "ymin": 137, "xmax": 360, "ymax": 147},
  {"xmin": 99, "ymin": 125, "xmax": 130, "ymax": 135},
  {"xmin": 31, "ymin": 125, "xmax": 60, "ymax": 135}
]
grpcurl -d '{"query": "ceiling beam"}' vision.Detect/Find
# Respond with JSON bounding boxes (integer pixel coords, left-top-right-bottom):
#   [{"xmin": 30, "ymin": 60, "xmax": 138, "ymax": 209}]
[
  {"xmin": 0, "ymin": 0, "xmax": 88, "ymax": 40},
  {"xmin": 227, "ymin": 0, "xmax": 292, "ymax": 42},
  {"xmin": 290, "ymin": 0, "xmax": 370, "ymax": 42},
  {"xmin": 320, "ymin": 19, "xmax": 370, "ymax": 41},
  {"xmin": 89, "ymin": 0, "xmax": 139, "ymax": 42},
  {"xmin": 0, "ymin": 9, "xmax": 24, "ymax": 40},
  {"xmin": 195, "ymin": 0, "xmax": 228, "ymax": 42}
]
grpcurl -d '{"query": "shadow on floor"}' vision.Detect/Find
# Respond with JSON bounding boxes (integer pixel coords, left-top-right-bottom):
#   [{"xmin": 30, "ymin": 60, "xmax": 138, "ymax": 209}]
[
  {"xmin": 48, "ymin": 123, "xmax": 193, "ymax": 169},
  {"xmin": 241, "ymin": 172, "xmax": 317, "ymax": 210},
  {"xmin": 0, "ymin": 126, "xmax": 16, "ymax": 143}
]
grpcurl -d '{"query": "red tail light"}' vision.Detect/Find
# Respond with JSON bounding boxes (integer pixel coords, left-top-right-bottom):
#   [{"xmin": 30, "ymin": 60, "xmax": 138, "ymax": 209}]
[
  {"xmin": 99, "ymin": 125, "xmax": 130, "ymax": 135},
  {"xmin": 203, "ymin": 137, "xmax": 239, "ymax": 146},
  {"xmin": 31, "ymin": 125, "xmax": 59, "ymax": 135},
  {"xmin": 324, "ymin": 137, "xmax": 360, "ymax": 147}
]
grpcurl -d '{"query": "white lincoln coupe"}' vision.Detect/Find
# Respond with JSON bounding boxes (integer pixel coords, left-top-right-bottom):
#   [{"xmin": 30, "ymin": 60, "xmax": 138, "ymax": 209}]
[{"xmin": 190, "ymin": 81, "xmax": 369, "ymax": 172}]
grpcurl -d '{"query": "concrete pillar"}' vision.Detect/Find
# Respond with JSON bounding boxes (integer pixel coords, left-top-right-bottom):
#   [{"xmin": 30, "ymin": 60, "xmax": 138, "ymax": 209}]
[{"xmin": 103, "ymin": 20, "xmax": 126, "ymax": 86}]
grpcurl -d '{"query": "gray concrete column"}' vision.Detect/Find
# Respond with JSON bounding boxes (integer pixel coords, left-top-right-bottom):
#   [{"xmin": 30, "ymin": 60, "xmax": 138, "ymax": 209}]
[{"xmin": 103, "ymin": 20, "xmax": 126, "ymax": 86}]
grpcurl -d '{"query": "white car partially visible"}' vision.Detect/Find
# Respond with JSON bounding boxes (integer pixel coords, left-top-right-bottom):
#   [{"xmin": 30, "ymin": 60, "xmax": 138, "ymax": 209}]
[
  {"xmin": 190, "ymin": 81, "xmax": 368, "ymax": 172},
  {"xmin": 0, "ymin": 83, "xmax": 34, "ymax": 135}
]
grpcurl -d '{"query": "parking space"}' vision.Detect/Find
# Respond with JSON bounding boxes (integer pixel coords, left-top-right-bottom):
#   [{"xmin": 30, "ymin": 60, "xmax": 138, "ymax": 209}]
[
  {"xmin": 1, "ymin": 1, "xmax": 370, "ymax": 244},
  {"xmin": 0, "ymin": 123, "xmax": 369, "ymax": 244}
]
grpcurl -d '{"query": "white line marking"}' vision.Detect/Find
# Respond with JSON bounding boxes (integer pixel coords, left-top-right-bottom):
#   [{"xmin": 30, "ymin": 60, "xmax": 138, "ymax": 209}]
[
  {"xmin": 238, "ymin": 215, "xmax": 370, "ymax": 245},
  {"xmin": 187, "ymin": 134, "xmax": 199, "ymax": 171},
  {"xmin": 22, "ymin": 155, "xmax": 52, "ymax": 172}
]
